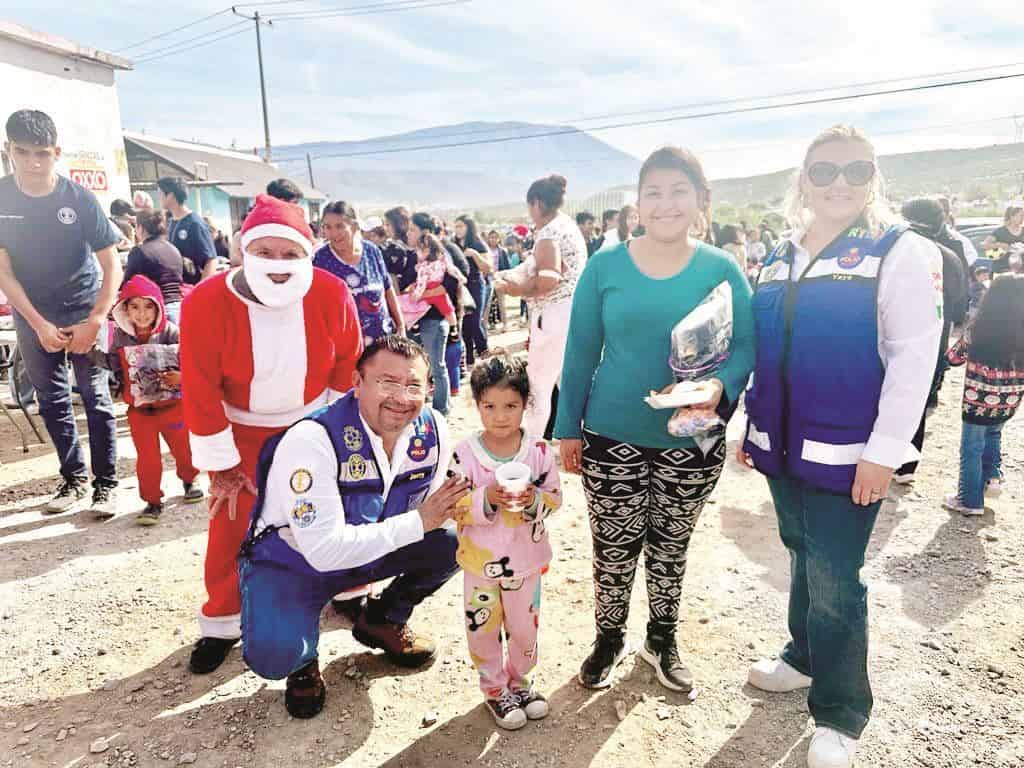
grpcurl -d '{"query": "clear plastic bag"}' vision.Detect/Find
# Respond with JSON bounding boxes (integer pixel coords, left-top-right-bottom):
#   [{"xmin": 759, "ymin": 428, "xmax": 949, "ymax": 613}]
[
  {"xmin": 662, "ymin": 282, "xmax": 733, "ymax": 447},
  {"xmin": 123, "ymin": 343, "xmax": 181, "ymax": 406}
]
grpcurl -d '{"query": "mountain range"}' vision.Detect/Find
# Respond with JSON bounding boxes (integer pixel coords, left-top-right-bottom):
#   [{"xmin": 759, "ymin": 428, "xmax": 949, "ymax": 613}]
[
  {"xmin": 271, "ymin": 121, "xmax": 1024, "ymax": 213},
  {"xmin": 271, "ymin": 122, "xmax": 640, "ymax": 208}
]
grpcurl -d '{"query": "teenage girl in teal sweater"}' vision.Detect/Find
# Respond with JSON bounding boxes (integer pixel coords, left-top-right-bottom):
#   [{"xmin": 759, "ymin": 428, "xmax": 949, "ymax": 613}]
[{"xmin": 555, "ymin": 147, "xmax": 755, "ymax": 692}]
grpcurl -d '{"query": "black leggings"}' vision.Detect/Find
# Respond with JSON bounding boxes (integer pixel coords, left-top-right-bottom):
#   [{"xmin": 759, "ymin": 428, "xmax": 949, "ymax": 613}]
[{"xmin": 581, "ymin": 429, "xmax": 725, "ymax": 638}]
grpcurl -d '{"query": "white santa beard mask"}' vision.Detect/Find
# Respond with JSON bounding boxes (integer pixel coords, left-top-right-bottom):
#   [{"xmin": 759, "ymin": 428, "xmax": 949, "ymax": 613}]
[{"xmin": 242, "ymin": 252, "xmax": 313, "ymax": 307}]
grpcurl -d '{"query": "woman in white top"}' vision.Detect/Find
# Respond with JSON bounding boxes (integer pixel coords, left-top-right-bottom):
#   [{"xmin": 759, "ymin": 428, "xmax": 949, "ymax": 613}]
[
  {"xmin": 494, "ymin": 173, "xmax": 586, "ymax": 436},
  {"xmin": 737, "ymin": 125, "xmax": 942, "ymax": 768}
]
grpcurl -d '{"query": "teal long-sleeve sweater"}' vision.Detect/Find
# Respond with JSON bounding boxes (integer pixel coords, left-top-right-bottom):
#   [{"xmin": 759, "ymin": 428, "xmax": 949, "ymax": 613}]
[{"xmin": 553, "ymin": 241, "xmax": 755, "ymax": 450}]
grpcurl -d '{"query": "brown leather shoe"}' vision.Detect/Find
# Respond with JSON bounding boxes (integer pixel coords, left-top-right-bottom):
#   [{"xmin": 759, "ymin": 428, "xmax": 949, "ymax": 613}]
[
  {"xmin": 285, "ymin": 660, "xmax": 326, "ymax": 719},
  {"xmin": 352, "ymin": 615, "xmax": 436, "ymax": 668}
]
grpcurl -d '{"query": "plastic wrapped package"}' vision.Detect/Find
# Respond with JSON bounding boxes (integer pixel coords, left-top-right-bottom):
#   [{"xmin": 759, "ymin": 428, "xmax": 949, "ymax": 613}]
[
  {"xmin": 658, "ymin": 281, "xmax": 733, "ymax": 449},
  {"xmin": 123, "ymin": 343, "xmax": 181, "ymax": 406}
]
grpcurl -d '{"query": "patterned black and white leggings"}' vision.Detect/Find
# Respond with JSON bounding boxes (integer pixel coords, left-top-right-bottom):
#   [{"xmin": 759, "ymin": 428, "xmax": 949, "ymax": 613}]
[{"xmin": 581, "ymin": 429, "xmax": 726, "ymax": 638}]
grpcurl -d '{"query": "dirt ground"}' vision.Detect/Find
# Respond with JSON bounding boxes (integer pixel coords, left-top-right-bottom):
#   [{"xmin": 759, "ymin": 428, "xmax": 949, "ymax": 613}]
[{"xmin": 1, "ymin": 323, "xmax": 1022, "ymax": 768}]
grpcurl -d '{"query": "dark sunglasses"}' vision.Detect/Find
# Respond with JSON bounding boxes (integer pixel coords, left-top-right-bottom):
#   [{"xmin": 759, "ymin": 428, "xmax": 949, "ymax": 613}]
[{"xmin": 806, "ymin": 160, "xmax": 876, "ymax": 187}]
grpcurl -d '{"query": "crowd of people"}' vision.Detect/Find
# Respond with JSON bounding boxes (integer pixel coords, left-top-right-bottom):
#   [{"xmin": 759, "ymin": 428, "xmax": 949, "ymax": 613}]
[{"xmin": 2, "ymin": 107, "xmax": 1023, "ymax": 768}]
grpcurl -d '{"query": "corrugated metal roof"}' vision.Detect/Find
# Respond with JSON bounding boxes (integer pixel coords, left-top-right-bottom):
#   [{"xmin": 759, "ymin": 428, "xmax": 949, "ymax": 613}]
[
  {"xmin": 124, "ymin": 132, "xmax": 326, "ymax": 201},
  {"xmin": 0, "ymin": 20, "xmax": 133, "ymax": 70}
]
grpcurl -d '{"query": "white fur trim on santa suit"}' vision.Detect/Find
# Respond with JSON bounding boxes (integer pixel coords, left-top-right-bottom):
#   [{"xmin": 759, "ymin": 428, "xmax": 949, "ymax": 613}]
[
  {"xmin": 189, "ymin": 425, "xmax": 242, "ymax": 472},
  {"xmin": 223, "ymin": 389, "xmax": 329, "ymax": 427},
  {"xmin": 197, "ymin": 609, "xmax": 241, "ymax": 640},
  {"xmin": 240, "ymin": 223, "xmax": 313, "ymax": 256}
]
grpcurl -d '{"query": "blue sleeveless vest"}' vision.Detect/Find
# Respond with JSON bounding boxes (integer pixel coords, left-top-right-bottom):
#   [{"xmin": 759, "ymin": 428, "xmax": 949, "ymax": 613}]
[
  {"xmin": 743, "ymin": 224, "xmax": 907, "ymax": 494},
  {"xmin": 246, "ymin": 391, "xmax": 439, "ymax": 561}
]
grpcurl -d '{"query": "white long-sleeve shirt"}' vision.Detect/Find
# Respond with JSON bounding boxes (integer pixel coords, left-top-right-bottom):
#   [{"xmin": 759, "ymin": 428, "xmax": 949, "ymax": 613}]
[
  {"xmin": 257, "ymin": 410, "xmax": 452, "ymax": 572},
  {"xmin": 786, "ymin": 228, "xmax": 944, "ymax": 469}
]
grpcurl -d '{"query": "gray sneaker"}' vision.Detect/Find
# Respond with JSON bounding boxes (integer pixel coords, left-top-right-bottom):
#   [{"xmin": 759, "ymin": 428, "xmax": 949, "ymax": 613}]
[
  {"xmin": 44, "ymin": 479, "xmax": 89, "ymax": 514},
  {"xmin": 89, "ymin": 485, "xmax": 119, "ymax": 520}
]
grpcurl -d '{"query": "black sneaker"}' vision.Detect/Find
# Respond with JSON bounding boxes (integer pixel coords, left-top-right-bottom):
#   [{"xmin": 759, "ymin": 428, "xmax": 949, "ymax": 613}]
[
  {"xmin": 89, "ymin": 484, "xmax": 118, "ymax": 520},
  {"xmin": 512, "ymin": 686, "xmax": 549, "ymax": 720},
  {"xmin": 44, "ymin": 478, "xmax": 89, "ymax": 514},
  {"xmin": 485, "ymin": 690, "xmax": 527, "ymax": 730},
  {"xmin": 639, "ymin": 633, "xmax": 693, "ymax": 692},
  {"xmin": 189, "ymin": 636, "xmax": 238, "ymax": 674},
  {"xmin": 182, "ymin": 482, "xmax": 205, "ymax": 504},
  {"xmin": 578, "ymin": 633, "xmax": 630, "ymax": 689},
  {"xmin": 136, "ymin": 502, "xmax": 163, "ymax": 526},
  {"xmin": 286, "ymin": 660, "xmax": 326, "ymax": 719}
]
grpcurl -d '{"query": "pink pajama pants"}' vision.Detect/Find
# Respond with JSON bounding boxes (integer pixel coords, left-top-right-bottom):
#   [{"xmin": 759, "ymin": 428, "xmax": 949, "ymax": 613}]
[{"xmin": 463, "ymin": 571, "xmax": 542, "ymax": 699}]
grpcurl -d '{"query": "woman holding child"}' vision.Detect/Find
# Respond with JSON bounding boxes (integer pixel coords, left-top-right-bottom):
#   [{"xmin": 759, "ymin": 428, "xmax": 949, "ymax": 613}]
[{"xmin": 555, "ymin": 147, "xmax": 755, "ymax": 693}]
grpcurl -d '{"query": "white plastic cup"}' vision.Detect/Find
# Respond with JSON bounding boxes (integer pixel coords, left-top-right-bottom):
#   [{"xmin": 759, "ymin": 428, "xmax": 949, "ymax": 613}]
[{"xmin": 495, "ymin": 461, "xmax": 532, "ymax": 512}]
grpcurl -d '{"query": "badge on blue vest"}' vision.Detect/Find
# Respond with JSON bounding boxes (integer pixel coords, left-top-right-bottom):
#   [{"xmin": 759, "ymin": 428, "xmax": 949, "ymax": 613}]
[
  {"xmin": 837, "ymin": 247, "xmax": 865, "ymax": 269},
  {"xmin": 343, "ymin": 426, "xmax": 363, "ymax": 452}
]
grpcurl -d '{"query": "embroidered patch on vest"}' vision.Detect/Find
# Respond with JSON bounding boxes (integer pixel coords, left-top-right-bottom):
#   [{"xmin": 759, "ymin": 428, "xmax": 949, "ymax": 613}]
[
  {"xmin": 408, "ymin": 437, "xmax": 428, "ymax": 462},
  {"xmin": 343, "ymin": 425, "xmax": 364, "ymax": 451},
  {"xmin": 290, "ymin": 469, "xmax": 313, "ymax": 494},
  {"xmin": 291, "ymin": 500, "xmax": 316, "ymax": 528},
  {"xmin": 347, "ymin": 454, "xmax": 368, "ymax": 481},
  {"xmin": 838, "ymin": 248, "xmax": 865, "ymax": 269}
]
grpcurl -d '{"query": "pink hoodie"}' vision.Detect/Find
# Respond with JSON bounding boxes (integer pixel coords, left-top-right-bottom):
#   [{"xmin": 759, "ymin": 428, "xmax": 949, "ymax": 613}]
[{"xmin": 451, "ymin": 432, "xmax": 562, "ymax": 581}]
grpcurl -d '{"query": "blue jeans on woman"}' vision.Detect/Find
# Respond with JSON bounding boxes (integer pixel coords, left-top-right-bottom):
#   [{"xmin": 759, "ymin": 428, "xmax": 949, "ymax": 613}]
[
  {"xmin": 957, "ymin": 420, "xmax": 1003, "ymax": 509},
  {"xmin": 414, "ymin": 316, "xmax": 451, "ymax": 416},
  {"xmin": 767, "ymin": 473, "xmax": 880, "ymax": 740},
  {"xmin": 13, "ymin": 313, "xmax": 117, "ymax": 487}
]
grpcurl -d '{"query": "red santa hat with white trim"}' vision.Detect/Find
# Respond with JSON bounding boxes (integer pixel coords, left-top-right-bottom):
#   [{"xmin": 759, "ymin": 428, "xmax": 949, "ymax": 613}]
[{"xmin": 240, "ymin": 193, "xmax": 313, "ymax": 256}]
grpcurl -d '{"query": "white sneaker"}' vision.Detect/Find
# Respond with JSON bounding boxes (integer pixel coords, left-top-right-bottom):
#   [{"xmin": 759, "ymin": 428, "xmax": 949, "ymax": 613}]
[
  {"xmin": 485, "ymin": 691, "xmax": 527, "ymax": 730},
  {"xmin": 808, "ymin": 727, "xmax": 858, "ymax": 768},
  {"xmin": 747, "ymin": 657, "xmax": 811, "ymax": 692},
  {"xmin": 942, "ymin": 493, "xmax": 983, "ymax": 517},
  {"xmin": 985, "ymin": 479, "xmax": 1003, "ymax": 498},
  {"xmin": 89, "ymin": 485, "xmax": 119, "ymax": 520}
]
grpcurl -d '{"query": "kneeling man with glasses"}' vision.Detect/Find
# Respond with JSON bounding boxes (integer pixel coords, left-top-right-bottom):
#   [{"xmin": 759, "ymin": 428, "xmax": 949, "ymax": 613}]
[{"xmin": 239, "ymin": 335, "xmax": 471, "ymax": 718}]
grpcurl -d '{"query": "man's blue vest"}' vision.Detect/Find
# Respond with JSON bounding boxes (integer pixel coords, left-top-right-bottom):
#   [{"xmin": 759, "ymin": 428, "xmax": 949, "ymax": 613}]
[
  {"xmin": 245, "ymin": 391, "xmax": 439, "ymax": 569},
  {"xmin": 743, "ymin": 224, "xmax": 907, "ymax": 494}
]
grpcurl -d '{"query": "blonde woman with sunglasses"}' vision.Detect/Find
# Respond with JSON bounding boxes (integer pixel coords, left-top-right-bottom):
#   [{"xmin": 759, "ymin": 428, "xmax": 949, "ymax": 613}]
[{"xmin": 736, "ymin": 126, "xmax": 943, "ymax": 768}]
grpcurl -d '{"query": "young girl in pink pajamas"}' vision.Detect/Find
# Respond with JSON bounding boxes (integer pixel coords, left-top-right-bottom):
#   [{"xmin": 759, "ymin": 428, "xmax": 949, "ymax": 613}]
[
  {"xmin": 397, "ymin": 232, "xmax": 465, "ymax": 327},
  {"xmin": 451, "ymin": 354, "xmax": 562, "ymax": 730}
]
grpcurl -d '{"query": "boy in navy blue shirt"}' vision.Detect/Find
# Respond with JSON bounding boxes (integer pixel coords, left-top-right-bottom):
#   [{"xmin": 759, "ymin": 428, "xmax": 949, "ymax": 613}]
[
  {"xmin": 0, "ymin": 109, "xmax": 123, "ymax": 516},
  {"xmin": 157, "ymin": 176, "xmax": 217, "ymax": 284}
]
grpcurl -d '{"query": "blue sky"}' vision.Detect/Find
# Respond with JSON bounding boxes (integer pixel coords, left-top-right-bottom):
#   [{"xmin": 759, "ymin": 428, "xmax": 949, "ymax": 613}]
[{"xmin": 6, "ymin": 0, "xmax": 1024, "ymax": 178}]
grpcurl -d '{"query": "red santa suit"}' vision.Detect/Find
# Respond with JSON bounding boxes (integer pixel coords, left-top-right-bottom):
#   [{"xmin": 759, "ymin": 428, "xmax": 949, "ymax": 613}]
[{"xmin": 180, "ymin": 195, "xmax": 363, "ymax": 640}]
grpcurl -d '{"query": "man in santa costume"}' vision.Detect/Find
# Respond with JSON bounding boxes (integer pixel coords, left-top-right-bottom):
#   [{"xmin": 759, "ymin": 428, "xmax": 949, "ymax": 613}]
[{"xmin": 180, "ymin": 194, "xmax": 363, "ymax": 674}]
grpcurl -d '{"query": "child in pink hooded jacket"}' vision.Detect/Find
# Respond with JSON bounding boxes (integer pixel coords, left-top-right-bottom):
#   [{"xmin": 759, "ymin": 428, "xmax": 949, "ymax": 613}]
[{"xmin": 451, "ymin": 354, "xmax": 562, "ymax": 730}]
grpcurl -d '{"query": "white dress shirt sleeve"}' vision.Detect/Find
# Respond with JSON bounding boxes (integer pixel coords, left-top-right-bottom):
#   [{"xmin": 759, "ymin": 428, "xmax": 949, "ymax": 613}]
[
  {"xmin": 862, "ymin": 232, "xmax": 944, "ymax": 468},
  {"xmin": 263, "ymin": 420, "xmax": 424, "ymax": 573},
  {"xmin": 428, "ymin": 410, "xmax": 453, "ymax": 495}
]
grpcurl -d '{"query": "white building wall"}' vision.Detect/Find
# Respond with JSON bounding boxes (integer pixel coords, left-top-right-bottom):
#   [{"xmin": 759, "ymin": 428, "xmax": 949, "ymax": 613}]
[{"xmin": 0, "ymin": 36, "xmax": 130, "ymax": 211}]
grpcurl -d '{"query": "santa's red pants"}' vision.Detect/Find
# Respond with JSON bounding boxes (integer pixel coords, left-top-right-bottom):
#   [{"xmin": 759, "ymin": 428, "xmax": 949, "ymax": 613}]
[
  {"xmin": 198, "ymin": 423, "xmax": 283, "ymax": 640},
  {"xmin": 126, "ymin": 404, "xmax": 198, "ymax": 505}
]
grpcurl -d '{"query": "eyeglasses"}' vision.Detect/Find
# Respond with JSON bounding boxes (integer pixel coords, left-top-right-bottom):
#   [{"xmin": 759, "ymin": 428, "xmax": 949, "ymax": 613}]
[
  {"xmin": 374, "ymin": 378, "xmax": 426, "ymax": 399},
  {"xmin": 806, "ymin": 160, "xmax": 876, "ymax": 188}
]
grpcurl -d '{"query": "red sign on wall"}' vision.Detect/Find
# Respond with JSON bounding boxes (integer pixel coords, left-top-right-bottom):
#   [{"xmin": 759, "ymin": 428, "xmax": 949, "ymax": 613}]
[{"xmin": 69, "ymin": 168, "xmax": 109, "ymax": 191}]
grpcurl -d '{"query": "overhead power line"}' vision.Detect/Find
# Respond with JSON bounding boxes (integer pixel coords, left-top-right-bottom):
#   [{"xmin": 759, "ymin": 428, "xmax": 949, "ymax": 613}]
[
  {"xmin": 266, "ymin": 0, "xmax": 472, "ymax": 21},
  {"xmin": 271, "ymin": 60, "xmax": 1024, "ymax": 154},
  {"xmin": 134, "ymin": 25, "xmax": 252, "ymax": 65},
  {"xmin": 115, "ymin": 7, "xmax": 232, "ymax": 52},
  {"xmin": 300, "ymin": 71, "xmax": 1024, "ymax": 160},
  {"xmin": 132, "ymin": 20, "xmax": 250, "ymax": 63}
]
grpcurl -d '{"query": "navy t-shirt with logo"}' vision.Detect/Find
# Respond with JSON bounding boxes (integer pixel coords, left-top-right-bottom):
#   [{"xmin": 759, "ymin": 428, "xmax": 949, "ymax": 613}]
[
  {"xmin": 0, "ymin": 174, "xmax": 120, "ymax": 326},
  {"xmin": 168, "ymin": 211, "xmax": 216, "ymax": 282}
]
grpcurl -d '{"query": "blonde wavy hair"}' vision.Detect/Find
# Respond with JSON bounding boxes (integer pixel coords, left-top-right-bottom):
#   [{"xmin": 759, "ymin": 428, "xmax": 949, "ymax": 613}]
[{"xmin": 783, "ymin": 125, "xmax": 894, "ymax": 233}]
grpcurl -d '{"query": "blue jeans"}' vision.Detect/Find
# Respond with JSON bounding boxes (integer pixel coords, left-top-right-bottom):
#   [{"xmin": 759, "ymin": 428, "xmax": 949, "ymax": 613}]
[
  {"xmin": 414, "ymin": 316, "xmax": 450, "ymax": 415},
  {"xmin": 14, "ymin": 313, "xmax": 117, "ymax": 487},
  {"xmin": 767, "ymin": 473, "xmax": 880, "ymax": 739},
  {"xmin": 240, "ymin": 527, "xmax": 459, "ymax": 680},
  {"xmin": 958, "ymin": 421, "xmax": 1003, "ymax": 509}
]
